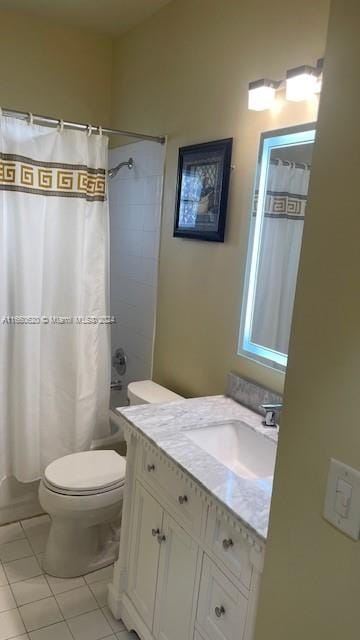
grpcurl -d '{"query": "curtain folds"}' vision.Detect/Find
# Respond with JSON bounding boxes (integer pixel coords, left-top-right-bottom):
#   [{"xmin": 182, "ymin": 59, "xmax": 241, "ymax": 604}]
[
  {"xmin": 0, "ymin": 117, "xmax": 110, "ymax": 483},
  {"xmin": 252, "ymin": 160, "xmax": 310, "ymax": 355}
]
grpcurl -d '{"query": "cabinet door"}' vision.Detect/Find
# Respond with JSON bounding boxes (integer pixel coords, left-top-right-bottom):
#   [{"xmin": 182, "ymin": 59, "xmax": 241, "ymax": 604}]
[
  {"xmin": 128, "ymin": 482, "xmax": 163, "ymax": 630},
  {"xmin": 153, "ymin": 512, "xmax": 199, "ymax": 640},
  {"xmin": 197, "ymin": 555, "xmax": 248, "ymax": 640}
]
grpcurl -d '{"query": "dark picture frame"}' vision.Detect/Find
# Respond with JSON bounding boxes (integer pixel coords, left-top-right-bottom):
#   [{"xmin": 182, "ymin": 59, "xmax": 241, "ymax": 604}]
[{"xmin": 173, "ymin": 138, "xmax": 233, "ymax": 242}]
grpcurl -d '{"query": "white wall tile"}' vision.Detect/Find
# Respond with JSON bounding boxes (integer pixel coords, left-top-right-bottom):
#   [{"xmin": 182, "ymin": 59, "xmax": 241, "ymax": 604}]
[
  {"xmin": 116, "ymin": 227, "xmax": 143, "ymax": 258},
  {"xmin": 143, "ymin": 203, "xmax": 161, "ymax": 232},
  {"xmin": 109, "ymin": 141, "xmax": 164, "ymax": 393},
  {"xmin": 141, "ymin": 231, "xmax": 158, "ymax": 260}
]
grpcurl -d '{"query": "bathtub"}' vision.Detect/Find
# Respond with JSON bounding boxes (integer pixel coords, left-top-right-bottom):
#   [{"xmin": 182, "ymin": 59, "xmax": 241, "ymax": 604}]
[{"xmin": 91, "ymin": 412, "xmax": 127, "ymax": 456}]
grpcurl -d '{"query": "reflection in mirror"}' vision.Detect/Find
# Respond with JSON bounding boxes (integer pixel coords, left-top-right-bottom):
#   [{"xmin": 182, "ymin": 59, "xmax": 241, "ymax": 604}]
[{"xmin": 239, "ymin": 125, "xmax": 316, "ymax": 370}]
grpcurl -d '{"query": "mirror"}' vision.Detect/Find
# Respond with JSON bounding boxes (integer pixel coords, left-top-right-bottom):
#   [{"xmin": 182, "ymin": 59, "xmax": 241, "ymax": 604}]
[{"xmin": 239, "ymin": 124, "xmax": 316, "ymax": 370}]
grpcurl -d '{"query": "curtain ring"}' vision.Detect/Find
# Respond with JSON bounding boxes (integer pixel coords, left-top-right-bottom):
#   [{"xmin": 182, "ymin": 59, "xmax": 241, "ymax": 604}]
[
  {"xmin": 98, "ymin": 125, "xmax": 103, "ymax": 137},
  {"xmin": 28, "ymin": 112, "xmax": 34, "ymax": 126},
  {"xmin": 57, "ymin": 119, "xmax": 64, "ymax": 133},
  {"xmin": 87, "ymin": 124, "xmax": 92, "ymax": 137}
]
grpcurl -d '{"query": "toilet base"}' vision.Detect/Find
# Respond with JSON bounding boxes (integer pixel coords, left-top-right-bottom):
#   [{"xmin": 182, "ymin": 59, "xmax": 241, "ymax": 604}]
[{"xmin": 43, "ymin": 519, "xmax": 120, "ymax": 578}]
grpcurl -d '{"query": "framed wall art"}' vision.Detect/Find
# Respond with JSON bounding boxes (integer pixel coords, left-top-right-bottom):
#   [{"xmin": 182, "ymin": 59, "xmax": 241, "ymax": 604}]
[{"xmin": 173, "ymin": 138, "xmax": 233, "ymax": 242}]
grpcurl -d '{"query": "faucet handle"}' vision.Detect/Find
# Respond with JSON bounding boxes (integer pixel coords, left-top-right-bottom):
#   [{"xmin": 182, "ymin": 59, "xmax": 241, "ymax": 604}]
[
  {"xmin": 261, "ymin": 403, "xmax": 283, "ymax": 410},
  {"xmin": 260, "ymin": 403, "xmax": 283, "ymax": 428}
]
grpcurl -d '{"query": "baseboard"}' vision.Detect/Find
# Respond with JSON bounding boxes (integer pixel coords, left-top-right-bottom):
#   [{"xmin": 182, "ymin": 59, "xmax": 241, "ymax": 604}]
[
  {"xmin": 108, "ymin": 586, "xmax": 154, "ymax": 640},
  {"xmin": 0, "ymin": 478, "xmax": 43, "ymax": 526},
  {"xmin": 0, "ymin": 499, "xmax": 43, "ymax": 526},
  {"xmin": 108, "ymin": 582, "xmax": 123, "ymax": 620}
]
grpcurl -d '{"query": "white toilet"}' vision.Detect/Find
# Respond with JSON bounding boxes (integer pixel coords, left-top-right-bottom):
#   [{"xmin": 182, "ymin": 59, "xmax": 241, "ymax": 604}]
[
  {"xmin": 127, "ymin": 379, "xmax": 183, "ymax": 405},
  {"xmin": 39, "ymin": 380, "xmax": 183, "ymax": 578}
]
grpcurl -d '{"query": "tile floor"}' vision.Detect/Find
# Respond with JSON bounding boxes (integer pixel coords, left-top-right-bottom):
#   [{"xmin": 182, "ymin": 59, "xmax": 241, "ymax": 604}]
[{"xmin": 0, "ymin": 516, "xmax": 137, "ymax": 640}]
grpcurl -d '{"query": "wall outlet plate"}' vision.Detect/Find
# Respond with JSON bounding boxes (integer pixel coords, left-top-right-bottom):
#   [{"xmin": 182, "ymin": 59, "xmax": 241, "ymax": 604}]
[{"xmin": 323, "ymin": 458, "xmax": 360, "ymax": 540}]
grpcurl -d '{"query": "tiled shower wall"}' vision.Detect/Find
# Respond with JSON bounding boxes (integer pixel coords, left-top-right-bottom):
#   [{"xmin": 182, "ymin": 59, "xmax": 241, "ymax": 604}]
[{"xmin": 109, "ymin": 141, "xmax": 164, "ymax": 407}]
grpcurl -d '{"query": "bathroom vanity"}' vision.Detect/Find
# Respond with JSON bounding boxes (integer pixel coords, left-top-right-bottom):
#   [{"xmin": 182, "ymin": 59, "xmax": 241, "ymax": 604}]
[{"xmin": 109, "ymin": 393, "xmax": 278, "ymax": 640}]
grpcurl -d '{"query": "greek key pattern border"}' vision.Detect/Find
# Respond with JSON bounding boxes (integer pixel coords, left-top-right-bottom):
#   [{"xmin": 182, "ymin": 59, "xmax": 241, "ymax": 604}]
[{"xmin": 0, "ymin": 153, "xmax": 106, "ymax": 201}]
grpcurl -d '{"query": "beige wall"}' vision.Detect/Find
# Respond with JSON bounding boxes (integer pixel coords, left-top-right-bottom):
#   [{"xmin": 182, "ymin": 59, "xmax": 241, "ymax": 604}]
[
  {"xmin": 111, "ymin": 0, "xmax": 330, "ymax": 397},
  {"xmin": 0, "ymin": 11, "xmax": 112, "ymax": 124},
  {"xmin": 254, "ymin": 1, "xmax": 360, "ymax": 637}
]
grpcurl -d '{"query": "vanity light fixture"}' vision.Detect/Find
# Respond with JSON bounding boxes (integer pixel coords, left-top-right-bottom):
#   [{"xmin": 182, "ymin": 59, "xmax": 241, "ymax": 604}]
[
  {"xmin": 285, "ymin": 64, "xmax": 319, "ymax": 102},
  {"xmin": 248, "ymin": 79, "xmax": 281, "ymax": 111},
  {"xmin": 248, "ymin": 58, "xmax": 324, "ymax": 111}
]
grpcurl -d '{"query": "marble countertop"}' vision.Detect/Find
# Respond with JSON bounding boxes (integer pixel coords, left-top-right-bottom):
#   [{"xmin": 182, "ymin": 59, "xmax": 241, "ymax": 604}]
[{"xmin": 115, "ymin": 395, "xmax": 278, "ymax": 542}]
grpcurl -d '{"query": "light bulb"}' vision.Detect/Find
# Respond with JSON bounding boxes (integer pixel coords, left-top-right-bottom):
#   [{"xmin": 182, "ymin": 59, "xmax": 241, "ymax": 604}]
[
  {"xmin": 286, "ymin": 66, "xmax": 318, "ymax": 102},
  {"xmin": 248, "ymin": 80, "xmax": 278, "ymax": 111}
]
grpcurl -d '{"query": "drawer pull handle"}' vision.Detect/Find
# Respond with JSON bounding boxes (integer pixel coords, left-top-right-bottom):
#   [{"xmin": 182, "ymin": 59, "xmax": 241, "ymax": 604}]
[
  {"xmin": 215, "ymin": 605, "xmax": 226, "ymax": 618},
  {"xmin": 178, "ymin": 495, "xmax": 188, "ymax": 505},
  {"xmin": 157, "ymin": 534, "xmax": 166, "ymax": 544},
  {"xmin": 152, "ymin": 528, "xmax": 160, "ymax": 537},
  {"xmin": 147, "ymin": 464, "xmax": 155, "ymax": 472},
  {"xmin": 222, "ymin": 538, "xmax": 234, "ymax": 550}
]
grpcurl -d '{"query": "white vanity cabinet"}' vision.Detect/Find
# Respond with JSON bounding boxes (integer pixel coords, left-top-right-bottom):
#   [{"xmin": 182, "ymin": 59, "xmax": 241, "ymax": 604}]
[
  {"xmin": 128, "ymin": 480, "xmax": 199, "ymax": 640},
  {"xmin": 108, "ymin": 423, "xmax": 266, "ymax": 640},
  {"xmin": 127, "ymin": 482, "xmax": 163, "ymax": 629},
  {"xmin": 153, "ymin": 510, "xmax": 199, "ymax": 640}
]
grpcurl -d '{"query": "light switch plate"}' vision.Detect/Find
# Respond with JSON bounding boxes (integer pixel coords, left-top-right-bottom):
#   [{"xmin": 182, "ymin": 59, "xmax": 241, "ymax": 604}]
[{"xmin": 324, "ymin": 458, "xmax": 360, "ymax": 540}]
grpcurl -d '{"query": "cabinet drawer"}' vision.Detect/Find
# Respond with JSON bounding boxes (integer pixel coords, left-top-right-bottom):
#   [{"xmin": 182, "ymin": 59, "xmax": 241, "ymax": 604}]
[
  {"xmin": 137, "ymin": 445, "xmax": 204, "ymax": 536},
  {"xmin": 205, "ymin": 509, "xmax": 252, "ymax": 590},
  {"xmin": 197, "ymin": 555, "xmax": 248, "ymax": 640}
]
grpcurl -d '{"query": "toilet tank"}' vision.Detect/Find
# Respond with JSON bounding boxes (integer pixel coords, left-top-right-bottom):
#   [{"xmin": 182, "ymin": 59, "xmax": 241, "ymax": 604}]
[{"xmin": 127, "ymin": 380, "xmax": 183, "ymax": 405}]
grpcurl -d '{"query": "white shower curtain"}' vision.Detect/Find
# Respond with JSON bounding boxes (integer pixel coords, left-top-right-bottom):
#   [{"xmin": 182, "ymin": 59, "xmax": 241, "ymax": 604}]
[
  {"xmin": 0, "ymin": 117, "xmax": 110, "ymax": 483},
  {"xmin": 252, "ymin": 159, "xmax": 310, "ymax": 355}
]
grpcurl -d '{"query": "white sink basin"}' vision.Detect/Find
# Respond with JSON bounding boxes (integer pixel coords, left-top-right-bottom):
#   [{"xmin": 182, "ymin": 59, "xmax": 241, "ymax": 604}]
[{"xmin": 185, "ymin": 421, "xmax": 276, "ymax": 479}]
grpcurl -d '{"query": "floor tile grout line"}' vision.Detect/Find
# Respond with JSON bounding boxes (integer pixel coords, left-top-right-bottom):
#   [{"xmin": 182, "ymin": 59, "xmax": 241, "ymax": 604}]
[
  {"xmin": 8, "ymin": 575, "xmax": 53, "ymax": 609},
  {"xmin": 3, "ymin": 552, "xmax": 44, "ymax": 585},
  {"xmin": 15, "ymin": 594, "xmax": 65, "ymax": 635},
  {"xmin": 0, "ymin": 516, "xmax": 123, "ymax": 640},
  {"xmin": 43, "ymin": 573, "xmax": 87, "ymax": 598},
  {"xmin": 64, "ymin": 616, "xmax": 77, "ymax": 640},
  {"xmin": 53, "ymin": 591, "xmax": 100, "ymax": 621},
  {"xmin": 23, "ymin": 616, "xmax": 69, "ymax": 638}
]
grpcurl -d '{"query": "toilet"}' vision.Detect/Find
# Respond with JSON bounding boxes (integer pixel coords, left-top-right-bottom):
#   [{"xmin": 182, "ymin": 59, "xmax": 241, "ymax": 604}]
[
  {"xmin": 127, "ymin": 379, "xmax": 184, "ymax": 405},
  {"xmin": 39, "ymin": 380, "xmax": 183, "ymax": 577}
]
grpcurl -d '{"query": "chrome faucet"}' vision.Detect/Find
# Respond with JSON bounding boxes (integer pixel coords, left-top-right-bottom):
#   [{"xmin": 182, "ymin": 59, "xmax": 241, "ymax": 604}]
[{"xmin": 260, "ymin": 403, "xmax": 283, "ymax": 428}]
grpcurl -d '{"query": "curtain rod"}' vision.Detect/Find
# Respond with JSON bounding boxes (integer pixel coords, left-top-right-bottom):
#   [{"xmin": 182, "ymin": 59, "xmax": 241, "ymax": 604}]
[{"xmin": 1, "ymin": 107, "xmax": 166, "ymax": 145}]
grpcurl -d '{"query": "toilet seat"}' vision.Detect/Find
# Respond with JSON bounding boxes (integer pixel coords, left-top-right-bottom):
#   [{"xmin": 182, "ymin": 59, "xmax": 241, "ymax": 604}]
[{"xmin": 44, "ymin": 450, "xmax": 126, "ymax": 497}]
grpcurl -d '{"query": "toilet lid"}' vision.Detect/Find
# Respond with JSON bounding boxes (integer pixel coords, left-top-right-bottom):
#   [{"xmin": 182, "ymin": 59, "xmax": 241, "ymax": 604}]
[{"xmin": 44, "ymin": 450, "xmax": 126, "ymax": 493}]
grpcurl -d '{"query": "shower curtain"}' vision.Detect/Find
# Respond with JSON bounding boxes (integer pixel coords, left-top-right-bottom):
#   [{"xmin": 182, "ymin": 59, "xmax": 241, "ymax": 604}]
[
  {"xmin": 252, "ymin": 159, "xmax": 310, "ymax": 355},
  {"xmin": 0, "ymin": 116, "xmax": 110, "ymax": 483}
]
